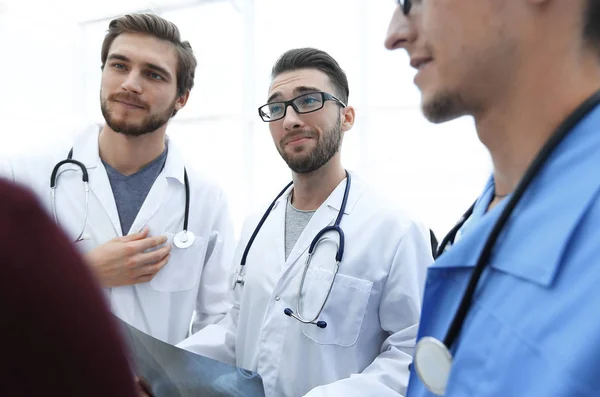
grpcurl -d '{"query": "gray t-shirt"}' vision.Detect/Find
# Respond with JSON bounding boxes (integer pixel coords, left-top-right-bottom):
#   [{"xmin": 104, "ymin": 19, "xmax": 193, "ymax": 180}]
[
  {"xmin": 284, "ymin": 195, "xmax": 316, "ymax": 259},
  {"xmin": 103, "ymin": 148, "xmax": 168, "ymax": 235}
]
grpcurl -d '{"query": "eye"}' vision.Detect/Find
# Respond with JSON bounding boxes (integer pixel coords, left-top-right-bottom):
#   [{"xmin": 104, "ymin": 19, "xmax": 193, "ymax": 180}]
[
  {"xmin": 112, "ymin": 63, "xmax": 126, "ymax": 70},
  {"xmin": 269, "ymin": 104, "xmax": 283, "ymax": 114},
  {"xmin": 295, "ymin": 94, "xmax": 323, "ymax": 110},
  {"xmin": 148, "ymin": 72, "xmax": 164, "ymax": 80}
]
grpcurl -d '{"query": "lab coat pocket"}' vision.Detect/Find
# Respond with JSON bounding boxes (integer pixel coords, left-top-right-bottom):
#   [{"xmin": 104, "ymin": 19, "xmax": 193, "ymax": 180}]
[
  {"xmin": 301, "ymin": 268, "xmax": 373, "ymax": 346},
  {"xmin": 150, "ymin": 232, "xmax": 205, "ymax": 292}
]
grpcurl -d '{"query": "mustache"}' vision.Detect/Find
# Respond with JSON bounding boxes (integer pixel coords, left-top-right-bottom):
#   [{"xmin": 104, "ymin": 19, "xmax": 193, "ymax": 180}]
[
  {"xmin": 109, "ymin": 93, "xmax": 147, "ymax": 109},
  {"xmin": 281, "ymin": 130, "xmax": 317, "ymax": 146}
]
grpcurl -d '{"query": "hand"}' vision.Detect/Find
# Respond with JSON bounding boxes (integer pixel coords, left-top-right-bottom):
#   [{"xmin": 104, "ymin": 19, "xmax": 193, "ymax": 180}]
[
  {"xmin": 85, "ymin": 228, "xmax": 172, "ymax": 288},
  {"xmin": 134, "ymin": 376, "xmax": 155, "ymax": 397}
]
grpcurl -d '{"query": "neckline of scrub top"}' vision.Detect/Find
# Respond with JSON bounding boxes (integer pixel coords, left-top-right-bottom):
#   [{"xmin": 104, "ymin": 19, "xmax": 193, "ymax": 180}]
[{"xmin": 432, "ymin": 103, "xmax": 600, "ymax": 288}]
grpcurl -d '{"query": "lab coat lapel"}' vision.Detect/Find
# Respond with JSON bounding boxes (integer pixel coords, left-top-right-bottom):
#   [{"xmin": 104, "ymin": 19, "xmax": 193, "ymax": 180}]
[
  {"xmin": 271, "ymin": 194, "xmax": 289, "ymax": 270},
  {"xmin": 87, "ymin": 166, "xmax": 123, "ymax": 236},
  {"xmin": 283, "ymin": 173, "xmax": 361, "ymax": 269},
  {"xmin": 284, "ymin": 204, "xmax": 336, "ymax": 269},
  {"xmin": 262, "ymin": 184, "xmax": 293, "ymax": 271},
  {"xmin": 127, "ymin": 139, "xmax": 186, "ymax": 234},
  {"xmin": 283, "ymin": 184, "xmax": 345, "ymax": 269},
  {"xmin": 74, "ymin": 125, "xmax": 122, "ymax": 236},
  {"xmin": 128, "ymin": 177, "xmax": 168, "ymax": 234}
]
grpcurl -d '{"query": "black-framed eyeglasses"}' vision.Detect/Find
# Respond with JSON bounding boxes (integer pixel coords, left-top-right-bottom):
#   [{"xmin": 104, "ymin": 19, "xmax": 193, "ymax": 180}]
[
  {"xmin": 258, "ymin": 92, "xmax": 346, "ymax": 122},
  {"xmin": 398, "ymin": 0, "xmax": 411, "ymax": 15}
]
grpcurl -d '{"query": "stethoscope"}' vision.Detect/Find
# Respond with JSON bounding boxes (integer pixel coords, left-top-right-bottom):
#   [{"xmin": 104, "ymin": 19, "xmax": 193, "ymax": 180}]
[
  {"xmin": 414, "ymin": 89, "xmax": 600, "ymax": 396},
  {"xmin": 232, "ymin": 170, "xmax": 351, "ymax": 329},
  {"xmin": 434, "ymin": 202, "xmax": 475, "ymax": 258},
  {"xmin": 49, "ymin": 148, "xmax": 195, "ymax": 249}
]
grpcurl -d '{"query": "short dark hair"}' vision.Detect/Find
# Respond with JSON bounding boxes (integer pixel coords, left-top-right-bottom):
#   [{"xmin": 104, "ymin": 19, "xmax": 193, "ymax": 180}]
[
  {"xmin": 584, "ymin": 0, "xmax": 600, "ymax": 51},
  {"xmin": 101, "ymin": 13, "xmax": 196, "ymax": 100},
  {"xmin": 271, "ymin": 48, "xmax": 350, "ymax": 104}
]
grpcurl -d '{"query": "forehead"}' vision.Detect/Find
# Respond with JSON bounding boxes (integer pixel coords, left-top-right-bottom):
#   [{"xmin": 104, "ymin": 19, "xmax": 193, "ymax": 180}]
[
  {"xmin": 107, "ymin": 32, "xmax": 178, "ymax": 74},
  {"xmin": 268, "ymin": 68, "xmax": 334, "ymax": 98}
]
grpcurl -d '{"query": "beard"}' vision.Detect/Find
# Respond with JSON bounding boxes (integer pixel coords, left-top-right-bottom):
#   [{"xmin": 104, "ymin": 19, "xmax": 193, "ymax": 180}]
[
  {"xmin": 278, "ymin": 115, "xmax": 342, "ymax": 174},
  {"xmin": 100, "ymin": 91, "xmax": 175, "ymax": 136},
  {"xmin": 421, "ymin": 90, "xmax": 471, "ymax": 124}
]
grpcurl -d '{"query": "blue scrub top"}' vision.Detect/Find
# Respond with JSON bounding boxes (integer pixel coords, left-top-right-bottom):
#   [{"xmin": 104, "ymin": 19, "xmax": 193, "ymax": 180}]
[{"xmin": 407, "ymin": 104, "xmax": 600, "ymax": 397}]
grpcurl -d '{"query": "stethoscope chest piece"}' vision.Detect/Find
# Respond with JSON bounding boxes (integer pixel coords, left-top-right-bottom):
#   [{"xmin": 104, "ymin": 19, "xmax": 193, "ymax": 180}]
[
  {"xmin": 414, "ymin": 336, "xmax": 453, "ymax": 396},
  {"xmin": 232, "ymin": 267, "xmax": 245, "ymax": 290},
  {"xmin": 174, "ymin": 230, "xmax": 195, "ymax": 249}
]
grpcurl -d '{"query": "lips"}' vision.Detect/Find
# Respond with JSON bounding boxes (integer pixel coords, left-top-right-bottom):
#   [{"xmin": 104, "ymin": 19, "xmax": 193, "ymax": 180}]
[
  {"xmin": 410, "ymin": 56, "xmax": 433, "ymax": 70},
  {"xmin": 287, "ymin": 136, "xmax": 310, "ymax": 144},
  {"xmin": 283, "ymin": 132, "xmax": 315, "ymax": 146},
  {"xmin": 115, "ymin": 100, "xmax": 145, "ymax": 109},
  {"xmin": 411, "ymin": 56, "xmax": 434, "ymax": 86},
  {"xmin": 110, "ymin": 94, "xmax": 146, "ymax": 109}
]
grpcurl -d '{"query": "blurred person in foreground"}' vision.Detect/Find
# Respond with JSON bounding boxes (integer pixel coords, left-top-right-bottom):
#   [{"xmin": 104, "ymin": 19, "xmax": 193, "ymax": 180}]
[{"xmin": 0, "ymin": 178, "xmax": 140, "ymax": 396}]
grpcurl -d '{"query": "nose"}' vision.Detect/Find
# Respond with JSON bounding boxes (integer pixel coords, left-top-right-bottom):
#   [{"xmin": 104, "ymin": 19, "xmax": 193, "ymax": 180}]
[
  {"xmin": 384, "ymin": 5, "xmax": 416, "ymax": 51},
  {"xmin": 282, "ymin": 105, "xmax": 305, "ymax": 131},
  {"xmin": 120, "ymin": 71, "xmax": 143, "ymax": 94}
]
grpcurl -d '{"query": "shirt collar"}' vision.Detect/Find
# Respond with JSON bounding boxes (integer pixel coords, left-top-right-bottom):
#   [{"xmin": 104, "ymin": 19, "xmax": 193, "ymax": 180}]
[
  {"xmin": 71, "ymin": 123, "xmax": 186, "ymax": 185},
  {"xmin": 161, "ymin": 136, "xmax": 186, "ymax": 185},
  {"xmin": 272, "ymin": 171, "xmax": 365, "ymax": 215}
]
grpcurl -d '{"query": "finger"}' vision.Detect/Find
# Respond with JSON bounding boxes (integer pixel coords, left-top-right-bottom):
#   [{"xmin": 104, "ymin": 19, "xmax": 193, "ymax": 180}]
[
  {"xmin": 152, "ymin": 253, "xmax": 170, "ymax": 273},
  {"xmin": 131, "ymin": 234, "xmax": 169, "ymax": 252},
  {"xmin": 138, "ymin": 377, "xmax": 155, "ymax": 397},
  {"xmin": 136, "ymin": 254, "xmax": 170, "ymax": 282},
  {"xmin": 138, "ymin": 245, "xmax": 172, "ymax": 267},
  {"xmin": 124, "ymin": 245, "xmax": 170, "ymax": 272},
  {"xmin": 134, "ymin": 376, "xmax": 154, "ymax": 397},
  {"xmin": 121, "ymin": 227, "xmax": 149, "ymax": 242},
  {"xmin": 135, "ymin": 274, "xmax": 154, "ymax": 284}
]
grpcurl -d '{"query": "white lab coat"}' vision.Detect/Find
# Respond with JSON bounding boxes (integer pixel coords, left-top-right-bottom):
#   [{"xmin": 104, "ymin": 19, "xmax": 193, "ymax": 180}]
[
  {"xmin": 1, "ymin": 124, "xmax": 235, "ymax": 344},
  {"xmin": 178, "ymin": 174, "xmax": 433, "ymax": 397}
]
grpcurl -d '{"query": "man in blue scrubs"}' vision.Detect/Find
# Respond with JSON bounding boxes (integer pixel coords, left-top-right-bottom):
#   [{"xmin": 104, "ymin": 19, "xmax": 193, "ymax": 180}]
[{"xmin": 385, "ymin": 0, "xmax": 600, "ymax": 396}]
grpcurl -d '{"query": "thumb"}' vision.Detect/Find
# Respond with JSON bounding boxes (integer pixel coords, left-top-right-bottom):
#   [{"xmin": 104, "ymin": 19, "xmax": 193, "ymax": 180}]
[{"xmin": 121, "ymin": 227, "xmax": 150, "ymax": 242}]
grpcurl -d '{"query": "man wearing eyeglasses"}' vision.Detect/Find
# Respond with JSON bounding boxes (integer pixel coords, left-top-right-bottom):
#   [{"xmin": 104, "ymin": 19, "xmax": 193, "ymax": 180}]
[
  {"xmin": 387, "ymin": 0, "xmax": 600, "ymax": 396},
  {"xmin": 178, "ymin": 47, "xmax": 433, "ymax": 396}
]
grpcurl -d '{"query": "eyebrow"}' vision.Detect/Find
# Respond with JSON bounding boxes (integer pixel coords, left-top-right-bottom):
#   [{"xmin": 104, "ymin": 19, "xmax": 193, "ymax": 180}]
[
  {"xmin": 267, "ymin": 85, "xmax": 323, "ymax": 103},
  {"xmin": 107, "ymin": 53, "xmax": 173, "ymax": 81}
]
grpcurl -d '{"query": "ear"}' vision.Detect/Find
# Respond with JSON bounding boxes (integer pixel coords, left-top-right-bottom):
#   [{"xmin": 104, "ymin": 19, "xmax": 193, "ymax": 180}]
[
  {"xmin": 340, "ymin": 105, "xmax": 356, "ymax": 132},
  {"xmin": 174, "ymin": 90, "xmax": 191, "ymax": 111}
]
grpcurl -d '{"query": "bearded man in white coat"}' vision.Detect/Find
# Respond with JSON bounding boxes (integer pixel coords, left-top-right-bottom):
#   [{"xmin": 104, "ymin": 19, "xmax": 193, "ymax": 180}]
[
  {"xmin": 0, "ymin": 13, "xmax": 235, "ymax": 345},
  {"xmin": 178, "ymin": 48, "xmax": 434, "ymax": 397}
]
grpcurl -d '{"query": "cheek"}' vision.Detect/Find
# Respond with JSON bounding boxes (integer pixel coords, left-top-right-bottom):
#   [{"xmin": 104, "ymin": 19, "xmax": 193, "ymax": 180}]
[
  {"xmin": 150, "ymin": 93, "xmax": 173, "ymax": 112},
  {"xmin": 101, "ymin": 71, "xmax": 119, "ymax": 89},
  {"xmin": 300, "ymin": 112, "xmax": 328, "ymax": 131},
  {"xmin": 422, "ymin": 1, "xmax": 464, "ymax": 47},
  {"xmin": 100, "ymin": 81, "xmax": 122, "ymax": 103},
  {"xmin": 100, "ymin": 79, "xmax": 110, "ymax": 97},
  {"xmin": 269, "ymin": 124, "xmax": 284, "ymax": 143},
  {"xmin": 160, "ymin": 87, "xmax": 180, "ymax": 106}
]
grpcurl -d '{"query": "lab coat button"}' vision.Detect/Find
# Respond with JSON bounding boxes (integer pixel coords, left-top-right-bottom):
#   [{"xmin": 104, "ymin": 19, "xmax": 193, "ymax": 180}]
[{"xmin": 275, "ymin": 296, "xmax": 281, "ymax": 301}]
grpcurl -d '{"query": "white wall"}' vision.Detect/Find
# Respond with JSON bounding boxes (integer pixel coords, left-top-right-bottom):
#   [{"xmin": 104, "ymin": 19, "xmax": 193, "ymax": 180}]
[
  {"xmin": 0, "ymin": 0, "xmax": 491, "ymax": 239},
  {"xmin": 0, "ymin": 8, "xmax": 88, "ymax": 155}
]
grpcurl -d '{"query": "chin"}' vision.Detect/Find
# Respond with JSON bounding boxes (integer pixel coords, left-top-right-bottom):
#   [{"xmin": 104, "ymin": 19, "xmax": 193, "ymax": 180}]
[
  {"xmin": 421, "ymin": 90, "xmax": 467, "ymax": 124},
  {"xmin": 111, "ymin": 119, "xmax": 137, "ymax": 130},
  {"xmin": 285, "ymin": 144, "xmax": 311, "ymax": 155}
]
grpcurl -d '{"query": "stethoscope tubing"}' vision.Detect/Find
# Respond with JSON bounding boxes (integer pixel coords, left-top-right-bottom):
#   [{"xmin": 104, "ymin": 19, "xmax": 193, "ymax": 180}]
[
  {"xmin": 50, "ymin": 148, "xmax": 191, "ymax": 244},
  {"xmin": 440, "ymin": 90, "xmax": 600, "ymax": 350}
]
